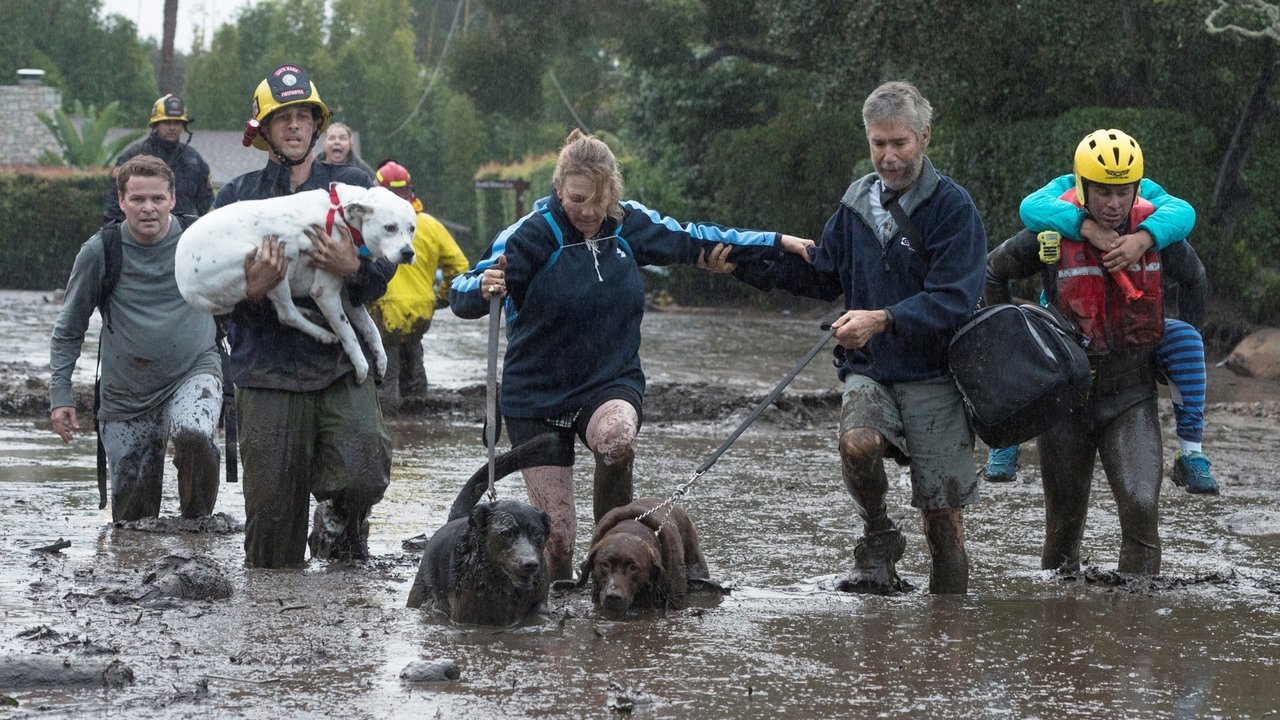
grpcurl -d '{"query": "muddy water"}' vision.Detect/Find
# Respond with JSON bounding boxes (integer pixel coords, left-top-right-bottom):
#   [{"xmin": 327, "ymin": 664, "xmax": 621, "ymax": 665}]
[{"xmin": 1, "ymin": 290, "xmax": 1279, "ymax": 718}]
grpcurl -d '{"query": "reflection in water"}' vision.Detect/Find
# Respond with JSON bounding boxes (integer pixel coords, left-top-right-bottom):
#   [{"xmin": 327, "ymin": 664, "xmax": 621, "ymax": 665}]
[{"xmin": 1, "ymin": 290, "xmax": 1278, "ymax": 717}]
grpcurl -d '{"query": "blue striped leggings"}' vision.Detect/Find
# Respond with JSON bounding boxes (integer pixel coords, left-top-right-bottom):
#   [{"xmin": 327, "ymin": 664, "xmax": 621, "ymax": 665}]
[{"xmin": 1157, "ymin": 318, "xmax": 1206, "ymax": 444}]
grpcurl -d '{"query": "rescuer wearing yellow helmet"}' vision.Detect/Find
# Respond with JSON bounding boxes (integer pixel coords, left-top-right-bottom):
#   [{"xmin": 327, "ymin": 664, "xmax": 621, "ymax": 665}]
[
  {"xmin": 103, "ymin": 94, "xmax": 213, "ymax": 223},
  {"xmin": 212, "ymin": 63, "xmax": 394, "ymax": 569},
  {"xmin": 983, "ymin": 128, "xmax": 1219, "ymax": 496},
  {"xmin": 984, "ymin": 127, "xmax": 1218, "ymax": 578}
]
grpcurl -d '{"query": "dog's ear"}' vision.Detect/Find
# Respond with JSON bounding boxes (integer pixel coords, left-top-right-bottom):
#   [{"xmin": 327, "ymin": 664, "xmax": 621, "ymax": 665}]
[
  {"xmin": 646, "ymin": 542, "xmax": 669, "ymax": 602},
  {"xmin": 469, "ymin": 503, "xmax": 491, "ymax": 530},
  {"xmin": 342, "ymin": 188, "xmax": 375, "ymax": 224},
  {"xmin": 344, "ymin": 201, "xmax": 370, "ymax": 225},
  {"xmin": 576, "ymin": 549, "xmax": 596, "ymax": 589},
  {"xmin": 644, "ymin": 541, "xmax": 665, "ymax": 582}
]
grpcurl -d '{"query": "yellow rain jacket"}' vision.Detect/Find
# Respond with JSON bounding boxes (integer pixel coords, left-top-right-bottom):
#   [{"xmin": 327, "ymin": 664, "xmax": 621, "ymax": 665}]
[{"xmin": 374, "ymin": 211, "xmax": 469, "ymax": 335}]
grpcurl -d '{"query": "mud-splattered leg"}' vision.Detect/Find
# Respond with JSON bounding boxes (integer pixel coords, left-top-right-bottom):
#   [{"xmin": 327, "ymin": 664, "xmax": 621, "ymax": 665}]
[
  {"xmin": 309, "ymin": 375, "xmax": 392, "ymax": 562},
  {"xmin": 167, "ymin": 373, "xmax": 222, "ymax": 518},
  {"xmin": 835, "ymin": 427, "xmax": 908, "ymax": 594},
  {"xmin": 238, "ymin": 387, "xmax": 314, "ymax": 569},
  {"xmin": 101, "ymin": 413, "xmax": 168, "ymax": 523},
  {"xmin": 585, "ymin": 400, "xmax": 637, "ymax": 523},
  {"xmin": 1037, "ymin": 424, "xmax": 1097, "ymax": 573},
  {"xmin": 1099, "ymin": 397, "xmax": 1163, "ymax": 574},
  {"xmin": 523, "ymin": 465, "xmax": 576, "ymax": 581},
  {"xmin": 922, "ymin": 507, "xmax": 968, "ymax": 594},
  {"xmin": 399, "ymin": 329, "xmax": 429, "ymax": 404},
  {"xmin": 377, "ymin": 330, "xmax": 404, "ymax": 415}
]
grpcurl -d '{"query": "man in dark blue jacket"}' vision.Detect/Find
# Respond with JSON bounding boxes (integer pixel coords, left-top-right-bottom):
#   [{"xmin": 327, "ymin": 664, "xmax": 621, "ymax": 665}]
[
  {"xmin": 217, "ymin": 64, "xmax": 394, "ymax": 569},
  {"xmin": 736, "ymin": 81, "xmax": 987, "ymax": 594}
]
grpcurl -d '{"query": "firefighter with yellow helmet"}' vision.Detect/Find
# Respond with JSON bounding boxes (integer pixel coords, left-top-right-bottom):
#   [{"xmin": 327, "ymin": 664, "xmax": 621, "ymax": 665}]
[
  {"xmin": 370, "ymin": 160, "xmax": 469, "ymax": 413},
  {"xmin": 103, "ymin": 94, "xmax": 213, "ymax": 222},
  {"xmin": 212, "ymin": 63, "xmax": 394, "ymax": 569}
]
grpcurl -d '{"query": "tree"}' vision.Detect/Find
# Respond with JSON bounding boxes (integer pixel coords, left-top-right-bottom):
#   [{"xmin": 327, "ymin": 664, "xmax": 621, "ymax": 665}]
[
  {"xmin": 0, "ymin": 0, "xmax": 157, "ymax": 114},
  {"xmin": 160, "ymin": 0, "xmax": 179, "ymax": 93},
  {"xmin": 1205, "ymin": 0, "xmax": 1280, "ymax": 224},
  {"xmin": 37, "ymin": 101, "xmax": 144, "ymax": 168},
  {"xmin": 183, "ymin": 0, "xmax": 332, "ymax": 131},
  {"xmin": 183, "ymin": 24, "xmax": 252, "ymax": 130}
]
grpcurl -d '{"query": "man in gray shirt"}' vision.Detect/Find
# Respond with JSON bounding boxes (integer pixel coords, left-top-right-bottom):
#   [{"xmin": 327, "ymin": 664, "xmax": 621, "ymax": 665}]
[{"xmin": 50, "ymin": 155, "xmax": 223, "ymax": 522}]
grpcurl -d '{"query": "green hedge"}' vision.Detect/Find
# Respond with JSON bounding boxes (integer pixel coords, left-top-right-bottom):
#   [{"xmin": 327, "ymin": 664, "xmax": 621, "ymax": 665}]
[{"xmin": 0, "ymin": 169, "xmax": 109, "ymax": 290}]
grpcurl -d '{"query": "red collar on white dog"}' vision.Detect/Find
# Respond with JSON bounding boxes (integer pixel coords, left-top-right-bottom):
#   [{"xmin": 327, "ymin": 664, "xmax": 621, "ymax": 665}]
[{"xmin": 325, "ymin": 182, "xmax": 368, "ymax": 255}]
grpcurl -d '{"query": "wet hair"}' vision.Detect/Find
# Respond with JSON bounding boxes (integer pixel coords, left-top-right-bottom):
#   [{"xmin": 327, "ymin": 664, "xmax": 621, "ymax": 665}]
[
  {"xmin": 552, "ymin": 128, "xmax": 624, "ymax": 222},
  {"xmin": 117, "ymin": 154, "xmax": 175, "ymax": 195},
  {"xmin": 862, "ymin": 81, "xmax": 933, "ymax": 137},
  {"xmin": 318, "ymin": 122, "xmax": 367, "ymax": 166}
]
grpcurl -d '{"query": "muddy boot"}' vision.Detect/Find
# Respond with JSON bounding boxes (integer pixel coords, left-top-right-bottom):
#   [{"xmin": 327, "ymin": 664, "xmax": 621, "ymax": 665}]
[
  {"xmin": 922, "ymin": 507, "xmax": 968, "ymax": 594},
  {"xmin": 309, "ymin": 500, "xmax": 371, "ymax": 562},
  {"xmin": 172, "ymin": 430, "xmax": 220, "ymax": 519},
  {"xmin": 836, "ymin": 524, "xmax": 911, "ymax": 594},
  {"xmin": 835, "ymin": 435, "xmax": 911, "ymax": 594},
  {"xmin": 592, "ymin": 457, "xmax": 634, "ymax": 524}
]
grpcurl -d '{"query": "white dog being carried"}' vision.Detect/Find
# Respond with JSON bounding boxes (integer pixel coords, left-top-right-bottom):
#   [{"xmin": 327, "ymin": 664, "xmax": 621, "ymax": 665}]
[{"xmin": 174, "ymin": 182, "xmax": 416, "ymax": 383}]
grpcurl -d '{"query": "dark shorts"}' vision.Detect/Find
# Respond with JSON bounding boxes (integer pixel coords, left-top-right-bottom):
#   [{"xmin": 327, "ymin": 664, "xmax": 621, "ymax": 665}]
[{"xmin": 504, "ymin": 385, "xmax": 644, "ymax": 467}]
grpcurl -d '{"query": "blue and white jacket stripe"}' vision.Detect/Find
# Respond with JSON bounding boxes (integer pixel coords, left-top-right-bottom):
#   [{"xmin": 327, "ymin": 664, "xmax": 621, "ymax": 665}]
[{"xmin": 450, "ymin": 193, "xmax": 782, "ymax": 418}]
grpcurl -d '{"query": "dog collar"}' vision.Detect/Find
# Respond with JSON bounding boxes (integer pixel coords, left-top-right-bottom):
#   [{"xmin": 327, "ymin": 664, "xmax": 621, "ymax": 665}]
[{"xmin": 326, "ymin": 182, "xmax": 369, "ymax": 256}]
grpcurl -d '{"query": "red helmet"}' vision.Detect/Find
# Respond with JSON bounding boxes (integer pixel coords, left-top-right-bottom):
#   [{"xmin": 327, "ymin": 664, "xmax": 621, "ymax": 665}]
[{"xmin": 376, "ymin": 161, "xmax": 412, "ymax": 191}]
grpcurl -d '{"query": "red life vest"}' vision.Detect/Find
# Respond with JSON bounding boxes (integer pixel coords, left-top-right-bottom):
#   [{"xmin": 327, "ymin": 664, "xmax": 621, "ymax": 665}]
[{"xmin": 1052, "ymin": 189, "xmax": 1163, "ymax": 354}]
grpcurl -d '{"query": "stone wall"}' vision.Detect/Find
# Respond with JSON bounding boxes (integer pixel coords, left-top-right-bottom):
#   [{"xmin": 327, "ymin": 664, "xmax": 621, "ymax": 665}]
[{"xmin": 0, "ymin": 84, "xmax": 61, "ymax": 166}]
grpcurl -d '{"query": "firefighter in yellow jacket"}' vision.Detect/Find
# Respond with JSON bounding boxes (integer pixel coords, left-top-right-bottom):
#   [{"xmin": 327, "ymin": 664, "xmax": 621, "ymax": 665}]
[{"xmin": 371, "ymin": 161, "xmax": 470, "ymax": 413}]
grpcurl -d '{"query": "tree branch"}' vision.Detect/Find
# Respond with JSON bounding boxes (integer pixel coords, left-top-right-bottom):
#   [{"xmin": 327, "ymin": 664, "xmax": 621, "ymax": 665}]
[{"xmin": 1205, "ymin": 0, "xmax": 1280, "ymax": 41}]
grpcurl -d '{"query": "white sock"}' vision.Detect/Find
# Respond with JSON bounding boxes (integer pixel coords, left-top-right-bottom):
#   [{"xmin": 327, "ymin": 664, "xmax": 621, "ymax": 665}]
[{"xmin": 1179, "ymin": 441, "xmax": 1202, "ymax": 455}]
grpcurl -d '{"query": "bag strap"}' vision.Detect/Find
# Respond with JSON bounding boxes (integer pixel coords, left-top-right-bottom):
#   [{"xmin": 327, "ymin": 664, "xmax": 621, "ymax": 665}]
[
  {"xmin": 1041, "ymin": 260, "xmax": 1059, "ymax": 306},
  {"xmin": 882, "ymin": 190, "xmax": 922, "ymax": 249},
  {"xmin": 97, "ymin": 214, "xmax": 199, "ymax": 335},
  {"xmin": 97, "ymin": 223, "xmax": 123, "ymax": 335}
]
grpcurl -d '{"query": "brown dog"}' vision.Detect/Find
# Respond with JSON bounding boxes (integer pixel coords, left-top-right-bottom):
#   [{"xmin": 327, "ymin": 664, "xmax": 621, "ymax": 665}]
[{"xmin": 578, "ymin": 498, "xmax": 712, "ymax": 614}]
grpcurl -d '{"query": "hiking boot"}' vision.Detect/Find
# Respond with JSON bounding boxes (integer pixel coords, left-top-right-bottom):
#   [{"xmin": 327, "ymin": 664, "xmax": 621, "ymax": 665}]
[
  {"xmin": 1172, "ymin": 451, "xmax": 1219, "ymax": 495},
  {"xmin": 308, "ymin": 500, "xmax": 371, "ymax": 562},
  {"xmin": 836, "ymin": 526, "xmax": 912, "ymax": 595},
  {"xmin": 982, "ymin": 445, "xmax": 1020, "ymax": 483}
]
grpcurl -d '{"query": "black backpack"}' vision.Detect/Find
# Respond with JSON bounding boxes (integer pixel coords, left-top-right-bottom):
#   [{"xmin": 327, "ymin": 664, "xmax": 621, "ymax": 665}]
[{"xmin": 947, "ymin": 302, "xmax": 1092, "ymax": 448}]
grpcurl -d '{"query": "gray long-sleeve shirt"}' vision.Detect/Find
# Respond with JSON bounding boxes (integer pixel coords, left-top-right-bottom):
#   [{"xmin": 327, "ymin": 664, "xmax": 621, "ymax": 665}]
[{"xmin": 50, "ymin": 217, "xmax": 221, "ymax": 421}]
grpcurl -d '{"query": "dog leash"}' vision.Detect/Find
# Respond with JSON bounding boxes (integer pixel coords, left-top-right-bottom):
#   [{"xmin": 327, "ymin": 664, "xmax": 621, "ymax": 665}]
[
  {"xmin": 484, "ymin": 293, "xmax": 501, "ymax": 502},
  {"xmin": 636, "ymin": 321, "xmax": 838, "ymax": 526}
]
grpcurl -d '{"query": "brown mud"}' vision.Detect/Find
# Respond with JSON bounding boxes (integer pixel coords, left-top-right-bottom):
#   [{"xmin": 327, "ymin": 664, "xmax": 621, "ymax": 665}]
[{"xmin": 3, "ymin": 295, "xmax": 1280, "ymax": 717}]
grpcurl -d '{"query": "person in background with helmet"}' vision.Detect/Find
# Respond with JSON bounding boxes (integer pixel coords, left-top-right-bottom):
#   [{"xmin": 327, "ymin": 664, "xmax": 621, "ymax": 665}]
[
  {"xmin": 104, "ymin": 94, "xmax": 213, "ymax": 223},
  {"xmin": 985, "ymin": 128, "xmax": 1181, "ymax": 575},
  {"xmin": 369, "ymin": 160, "xmax": 469, "ymax": 414},
  {"xmin": 317, "ymin": 122, "xmax": 375, "ymax": 182},
  {"xmin": 982, "ymin": 149, "xmax": 1218, "ymax": 496},
  {"xmin": 215, "ymin": 63, "xmax": 394, "ymax": 569}
]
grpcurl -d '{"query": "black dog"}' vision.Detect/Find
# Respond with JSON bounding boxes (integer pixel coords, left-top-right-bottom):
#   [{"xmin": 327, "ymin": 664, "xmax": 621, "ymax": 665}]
[{"xmin": 406, "ymin": 434, "xmax": 561, "ymax": 625}]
